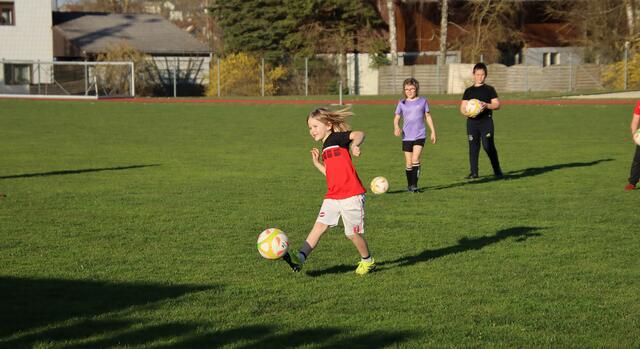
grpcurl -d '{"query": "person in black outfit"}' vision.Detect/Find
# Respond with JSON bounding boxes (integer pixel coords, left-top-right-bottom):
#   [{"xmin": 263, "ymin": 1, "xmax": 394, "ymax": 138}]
[{"xmin": 459, "ymin": 63, "xmax": 503, "ymax": 179}]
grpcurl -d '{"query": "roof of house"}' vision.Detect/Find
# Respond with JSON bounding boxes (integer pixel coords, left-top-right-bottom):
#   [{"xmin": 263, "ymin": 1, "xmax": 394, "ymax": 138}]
[
  {"xmin": 52, "ymin": 11, "xmax": 210, "ymax": 55},
  {"xmin": 522, "ymin": 23, "xmax": 581, "ymax": 48}
]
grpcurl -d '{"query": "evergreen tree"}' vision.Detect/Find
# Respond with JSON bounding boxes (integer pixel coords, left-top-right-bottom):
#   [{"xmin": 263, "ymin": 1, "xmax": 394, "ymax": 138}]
[
  {"xmin": 210, "ymin": 0, "xmax": 297, "ymax": 62},
  {"xmin": 210, "ymin": 0, "xmax": 383, "ymax": 62}
]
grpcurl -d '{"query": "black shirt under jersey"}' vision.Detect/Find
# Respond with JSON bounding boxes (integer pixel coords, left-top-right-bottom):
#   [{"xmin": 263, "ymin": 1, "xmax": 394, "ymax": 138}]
[{"xmin": 462, "ymin": 84, "xmax": 498, "ymax": 119}]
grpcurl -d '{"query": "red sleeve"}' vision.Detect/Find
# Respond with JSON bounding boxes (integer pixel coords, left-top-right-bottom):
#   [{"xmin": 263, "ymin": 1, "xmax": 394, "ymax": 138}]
[{"xmin": 634, "ymin": 101, "xmax": 640, "ymax": 115}]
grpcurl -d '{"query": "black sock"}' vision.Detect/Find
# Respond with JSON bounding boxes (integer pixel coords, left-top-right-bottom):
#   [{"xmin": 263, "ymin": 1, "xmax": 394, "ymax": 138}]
[
  {"xmin": 412, "ymin": 163, "xmax": 421, "ymax": 187},
  {"xmin": 405, "ymin": 167, "xmax": 413, "ymax": 187}
]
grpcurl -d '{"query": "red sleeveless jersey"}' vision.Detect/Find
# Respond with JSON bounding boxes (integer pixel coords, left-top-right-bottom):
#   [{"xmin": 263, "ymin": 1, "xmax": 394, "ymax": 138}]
[{"xmin": 321, "ymin": 132, "xmax": 366, "ymax": 199}]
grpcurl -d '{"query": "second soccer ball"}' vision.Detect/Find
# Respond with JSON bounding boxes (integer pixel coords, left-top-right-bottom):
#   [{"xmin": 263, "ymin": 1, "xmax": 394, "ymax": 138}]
[{"xmin": 370, "ymin": 176, "xmax": 389, "ymax": 194}]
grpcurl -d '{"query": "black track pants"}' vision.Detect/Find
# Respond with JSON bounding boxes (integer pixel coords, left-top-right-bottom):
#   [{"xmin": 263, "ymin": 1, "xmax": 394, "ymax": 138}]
[{"xmin": 467, "ymin": 117, "xmax": 501, "ymax": 175}]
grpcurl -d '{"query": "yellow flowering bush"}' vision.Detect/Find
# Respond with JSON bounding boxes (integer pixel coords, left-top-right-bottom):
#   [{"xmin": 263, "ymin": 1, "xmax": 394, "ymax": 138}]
[
  {"xmin": 207, "ymin": 53, "xmax": 287, "ymax": 96},
  {"xmin": 602, "ymin": 49, "xmax": 640, "ymax": 90}
]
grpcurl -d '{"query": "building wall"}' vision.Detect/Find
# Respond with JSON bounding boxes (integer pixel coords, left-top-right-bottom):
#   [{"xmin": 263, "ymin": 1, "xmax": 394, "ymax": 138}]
[
  {"xmin": 524, "ymin": 47, "xmax": 584, "ymax": 67},
  {"xmin": 0, "ymin": 0, "xmax": 53, "ymax": 93},
  {"xmin": 346, "ymin": 53, "xmax": 379, "ymax": 96}
]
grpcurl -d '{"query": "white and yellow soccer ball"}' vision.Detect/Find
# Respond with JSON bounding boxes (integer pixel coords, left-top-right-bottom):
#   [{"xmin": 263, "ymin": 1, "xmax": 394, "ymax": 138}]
[
  {"xmin": 634, "ymin": 129, "xmax": 640, "ymax": 146},
  {"xmin": 257, "ymin": 228, "xmax": 289, "ymax": 260},
  {"xmin": 370, "ymin": 176, "xmax": 389, "ymax": 194},
  {"xmin": 465, "ymin": 99, "xmax": 483, "ymax": 117}
]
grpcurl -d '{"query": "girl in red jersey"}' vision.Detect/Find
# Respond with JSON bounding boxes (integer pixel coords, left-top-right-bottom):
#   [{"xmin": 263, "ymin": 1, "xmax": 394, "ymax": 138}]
[{"xmin": 283, "ymin": 107, "xmax": 375, "ymax": 275}]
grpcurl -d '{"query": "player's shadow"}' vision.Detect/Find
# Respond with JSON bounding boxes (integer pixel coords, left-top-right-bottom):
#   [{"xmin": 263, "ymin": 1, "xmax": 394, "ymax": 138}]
[
  {"xmin": 305, "ymin": 226, "xmax": 542, "ymax": 277},
  {"xmin": 0, "ymin": 276, "xmax": 213, "ymax": 341},
  {"xmin": 0, "ymin": 164, "xmax": 160, "ymax": 179},
  {"xmin": 426, "ymin": 158, "xmax": 613, "ymax": 191},
  {"xmin": 0, "ymin": 274, "xmax": 415, "ymax": 348}
]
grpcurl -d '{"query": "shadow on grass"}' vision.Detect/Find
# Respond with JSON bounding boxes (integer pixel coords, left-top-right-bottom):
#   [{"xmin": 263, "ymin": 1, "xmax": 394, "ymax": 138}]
[
  {"xmin": 0, "ymin": 276, "xmax": 414, "ymax": 348},
  {"xmin": 0, "ymin": 164, "xmax": 161, "ymax": 179},
  {"xmin": 0, "ymin": 276, "xmax": 213, "ymax": 346},
  {"xmin": 425, "ymin": 159, "xmax": 613, "ymax": 191},
  {"xmin": 169, "ymin": 326, "xmax": 415, "ymax": 349},
  {"xmin": 306, "ymin": 226, "xmax": 542, "ymax": 277}
]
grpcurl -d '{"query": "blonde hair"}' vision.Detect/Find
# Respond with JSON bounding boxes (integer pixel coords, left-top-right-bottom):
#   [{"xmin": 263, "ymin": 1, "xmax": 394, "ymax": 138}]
[{"xmin": 307, "ymin": 107, "xmax": 353, "ymax": 132}]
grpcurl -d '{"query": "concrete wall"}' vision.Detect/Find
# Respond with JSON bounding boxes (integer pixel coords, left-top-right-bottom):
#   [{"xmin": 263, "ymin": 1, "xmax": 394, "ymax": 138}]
[
  {"xmin": 346, "ymin": 53, "xmax": 379, "ymax": 96},
  {"xmin": 378, "ymin": 64, "xmax": 448, "ymax": 95},
  {"xmin": 524, "ymin": 47, "xmax": 584, "ymax": 67},
  {"xmin": 0, "ymin": 0, "xmax": 54, "ymax": 93}
]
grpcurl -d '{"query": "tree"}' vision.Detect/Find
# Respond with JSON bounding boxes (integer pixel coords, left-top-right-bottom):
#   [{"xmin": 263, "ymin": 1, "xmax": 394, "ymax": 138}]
[
  {"xmin": 210, "ymin": 0, "xmax": 297, "ymax": 62},
  {"xmin": 460, "ymin": 0, "xmax": 523, "ymax": 64},
  {"xmin": 211, "ymin": 0, "xmax": 383, "ymax": 92},
  {"xmin": 387, "ymin": 0, "xmax": 397, "ymax": 66},
  {"xmin": 439, "ymin": 0, "xmax": 448, "ymax": 66},
  {"xmin": 545, "ymin": 0, "xmax": 633, "ymax": 63},
  {"xmin": 287, "ymin": 0, "xmax": 384, "ymax": 89}
]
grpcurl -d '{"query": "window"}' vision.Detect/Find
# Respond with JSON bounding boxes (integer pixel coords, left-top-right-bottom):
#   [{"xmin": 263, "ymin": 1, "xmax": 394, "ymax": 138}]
[
  {"xmin": 4, "ymin": 64, "xmax": 31, "ymax": 85},
  {"xmin": 0, "ymin": 2, "xmax": 14, "ymax": 26},
  {"xmin": 543, "ymin": 52, "xmax": 561, "ymax": 67}
]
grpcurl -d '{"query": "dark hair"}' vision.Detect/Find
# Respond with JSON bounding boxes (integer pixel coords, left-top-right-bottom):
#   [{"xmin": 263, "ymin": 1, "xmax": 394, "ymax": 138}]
[
  {"xmin": 473, "ymin": 63, "xmax": 488, "ymax": 76},
  {"xmin": 402, "ymin": 77, "xmax": 420, "ymax": 98}
]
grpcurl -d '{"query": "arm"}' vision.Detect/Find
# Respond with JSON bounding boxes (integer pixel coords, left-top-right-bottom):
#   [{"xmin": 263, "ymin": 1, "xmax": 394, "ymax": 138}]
[
  {"xmin": 349, "ymin": 131, "xmax": 365, "ymax": 157},
  {"xmin": 310, "ymin": 148, "xmax": 326, "ymax": 176},
  {"xmin": 483, "ymin": 97, "xmax": 500, "ymax": 111},
  {"xmin": 631, "ymin": 113, "xmax": 640, "ymax": 136},
  {"xmin": 425, "ymin": 112, "xmax": 437, "ymax": 144},
  {"xmin": 393, "ymin": 114, "xmax": 402, "ymax": 137},
  {"xmin": 459, "ymin": 100, "xmax": 469, "ymax": 116}
]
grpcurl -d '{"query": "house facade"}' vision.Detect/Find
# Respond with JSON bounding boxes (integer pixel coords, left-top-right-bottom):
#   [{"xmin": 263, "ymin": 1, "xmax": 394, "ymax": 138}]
[{"xmin": 0, "ymin": 0, "xmax": 54, "ymax": 94}]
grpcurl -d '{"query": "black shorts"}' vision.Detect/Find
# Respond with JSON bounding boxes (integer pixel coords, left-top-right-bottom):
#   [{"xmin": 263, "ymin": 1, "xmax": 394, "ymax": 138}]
[{"xmin": 402, "ymin": 138, "xmax": 426, "ymax": 152}]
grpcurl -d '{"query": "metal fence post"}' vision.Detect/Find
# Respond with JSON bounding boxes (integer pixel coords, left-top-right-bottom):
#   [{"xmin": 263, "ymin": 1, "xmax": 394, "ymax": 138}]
[
  {"xmin": 436, "ymin": 63, "xmax": 440, "ymax": 94},
  {"xmin": 84, "ymin": 59, "xmax": 88, "ymax": 95},
  {"xmin": 525, "ymin": 58, "xmax": 529, "ymax": 93},
  {"xmin": 173, "ymin": 60, "xmax": 177, "ymax": 98},
  {"xmin": 261, "ymin": 58, "xmax": 265, "ymax": 97},
  {"xmin": 305, "ymin": 57, "xmax": 308, "ymax": 96},
  {"xmin": 130, "ymin": 62, "xmax": 135, "ymax": 97},
  {"xmin": 568, "ymin": 52, "xmax": 573, "ymax": 92},
  {"xmin": 624, "ymin": 41, "xmax": 630, "ymax": 90},
  {"xmin": 217, "ymin": 57, "xmax": 221, "ymax": 97},
  {"xmin": 37, "ymin": 60, "xmax": 41, "ymax": 94}
]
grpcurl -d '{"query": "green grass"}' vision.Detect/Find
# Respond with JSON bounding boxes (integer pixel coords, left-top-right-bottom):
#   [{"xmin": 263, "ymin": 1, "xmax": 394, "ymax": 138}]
[{"xmin": 0, "ymin": 99, "xmax": 638, "ymax": 348}]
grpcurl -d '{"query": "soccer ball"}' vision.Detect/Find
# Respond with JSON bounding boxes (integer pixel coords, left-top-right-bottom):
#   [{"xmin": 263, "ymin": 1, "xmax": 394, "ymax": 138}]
[
  {"xmin": 465, "ymin": 99, "xmax": 483, "ymax": 117},
  {"xmin": 370, "ymin": 176, "xmax": 389, "ymax": 194},
  {"xmin": 257, "ymin": 228, "xmax": 289, "ymax": 260},
  {"xmin": 634, "ymin": 129, "xmax": 640, "ymax": 146}
]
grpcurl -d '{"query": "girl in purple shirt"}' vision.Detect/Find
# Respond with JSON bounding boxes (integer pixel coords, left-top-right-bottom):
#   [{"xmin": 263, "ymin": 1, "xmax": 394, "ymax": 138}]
[{"xmin": 393, "ymin": 78, "xmax": 437, "ymax": 192}]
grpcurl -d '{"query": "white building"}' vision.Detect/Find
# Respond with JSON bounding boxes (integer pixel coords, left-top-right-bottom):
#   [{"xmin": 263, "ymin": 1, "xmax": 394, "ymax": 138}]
[{"xmin": 0, "ymin": 0, "xmax": 54, "ymax": 93}]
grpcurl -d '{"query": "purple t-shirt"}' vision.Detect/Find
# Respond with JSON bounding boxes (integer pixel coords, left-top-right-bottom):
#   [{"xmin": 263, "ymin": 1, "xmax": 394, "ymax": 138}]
[{"xmin": 395, "ymin": 97, "xmax": 429, "ymax": 141}]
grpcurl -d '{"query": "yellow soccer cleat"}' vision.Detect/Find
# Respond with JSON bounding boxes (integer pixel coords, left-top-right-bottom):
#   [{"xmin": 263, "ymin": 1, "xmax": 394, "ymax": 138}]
[{"xmin": 355, "ymin": 258, "xmax": 376, "ymax": 275}]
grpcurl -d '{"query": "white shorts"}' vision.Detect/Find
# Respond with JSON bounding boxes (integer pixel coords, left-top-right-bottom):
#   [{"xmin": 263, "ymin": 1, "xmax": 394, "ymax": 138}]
[{"xmin": 316, "ymin": 194, "xmax": 365, "ymax": 236}]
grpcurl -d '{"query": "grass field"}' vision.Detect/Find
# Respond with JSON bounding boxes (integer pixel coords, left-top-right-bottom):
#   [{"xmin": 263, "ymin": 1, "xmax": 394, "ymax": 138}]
[{"xmin": 1, "ymin": 98, "xmax": 639, "ymax": 348}]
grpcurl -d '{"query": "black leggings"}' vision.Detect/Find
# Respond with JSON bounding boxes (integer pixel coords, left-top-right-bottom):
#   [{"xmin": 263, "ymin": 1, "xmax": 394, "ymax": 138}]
[
  {"xmin": 467, "ymin": 117, "xmax": 501, "ymax": 175},
  {"xmin": 629, "ymin": 145, "xmax": 640, "ymax": 185}
]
